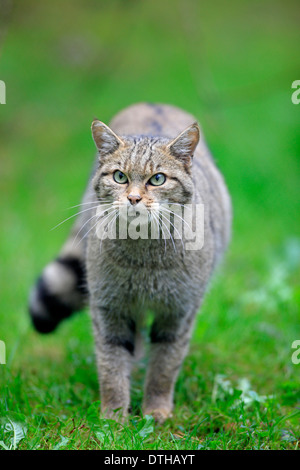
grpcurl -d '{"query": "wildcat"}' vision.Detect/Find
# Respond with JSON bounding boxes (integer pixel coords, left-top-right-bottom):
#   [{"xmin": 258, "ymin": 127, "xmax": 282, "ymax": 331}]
[{"xmin": 29, "ymin": 102, "xmax": 232, "ymax": 423}]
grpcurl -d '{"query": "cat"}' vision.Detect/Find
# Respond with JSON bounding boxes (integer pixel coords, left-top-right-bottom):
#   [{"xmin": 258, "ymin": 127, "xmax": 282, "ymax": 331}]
[{"xmin": 29, "ymin": 102, "xmax": 232, "ymax": 423}]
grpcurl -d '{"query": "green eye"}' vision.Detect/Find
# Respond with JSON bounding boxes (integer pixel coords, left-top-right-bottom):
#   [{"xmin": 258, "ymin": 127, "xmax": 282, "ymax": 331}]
[
  {"xmin": 113, "ymin": 170, "xmax": 128, "ymax": 184},
  {"xmin": 149, "ymin": 173, "xmax": 166, "ymax": 186}
]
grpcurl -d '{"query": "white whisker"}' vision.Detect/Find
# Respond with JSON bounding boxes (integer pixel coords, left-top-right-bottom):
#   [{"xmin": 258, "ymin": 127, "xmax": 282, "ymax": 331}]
[
  {"xmin": 71, "ymin": 206, "xmax": 113, "ymax": 248},
  {"xmin": 159, "ymin": 211, "xmax": 184, "ymax": 251},
  {"xmin": 99, "ymin": 210, "xmax": 118, "ymax": 253},
  {"xmin": 66, "ymin": 201, "xmax": 112, "ymax": 210},
  {"xmin": 50, "ymin": 205, "xmax": 101, "ymax": 231},
  {"xmin": 74, "ymin": 208, "xmax": 116, "ymax": 249},
  {"xmin": 151, "ymin": 211, "xmax": 167, "ymax": 253},
  {"xmin": 159, "ymin": 206, "xmax": 193, "ymax": 232},
  {"xmin": 158, "ymin": 213, "xmax": 176, "ymax": 252}
]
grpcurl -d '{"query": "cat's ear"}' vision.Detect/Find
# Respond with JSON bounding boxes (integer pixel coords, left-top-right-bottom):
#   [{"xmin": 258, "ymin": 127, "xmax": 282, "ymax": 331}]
[
  {"xmin": 167, "ymin": 122, "xmax": 200, "ymax": 164},
  {"xmin": 91, "ymin": 120, "xmax": 125, "ymax": 156}
]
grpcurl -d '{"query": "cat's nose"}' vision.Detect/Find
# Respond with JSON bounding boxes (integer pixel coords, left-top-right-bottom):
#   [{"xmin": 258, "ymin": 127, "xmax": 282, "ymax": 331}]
[{"xmin": 127, "ymin": 194, "xmax": 142, "ymax": 205}]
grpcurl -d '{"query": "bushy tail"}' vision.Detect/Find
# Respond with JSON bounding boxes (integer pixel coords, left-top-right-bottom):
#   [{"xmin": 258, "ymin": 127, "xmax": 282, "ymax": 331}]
[
  {"xmin": 28, "ymin": 183, "xmax": 98, "ymax": 333},
  {"xmin": 28, "ymin": 252, "xmax": 88, "ymax": 333}
]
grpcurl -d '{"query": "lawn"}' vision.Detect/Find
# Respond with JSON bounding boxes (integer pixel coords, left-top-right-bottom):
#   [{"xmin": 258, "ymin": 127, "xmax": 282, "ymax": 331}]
[{"xmin": 0, "ymin": 0, "xmax": 299, "ymax": 450}]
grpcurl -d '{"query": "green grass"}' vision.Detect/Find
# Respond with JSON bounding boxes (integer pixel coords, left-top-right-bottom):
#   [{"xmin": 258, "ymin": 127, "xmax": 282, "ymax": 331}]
[{"xmin": 0, "ymin": 0, "xmax": 299, "ymax": 450}]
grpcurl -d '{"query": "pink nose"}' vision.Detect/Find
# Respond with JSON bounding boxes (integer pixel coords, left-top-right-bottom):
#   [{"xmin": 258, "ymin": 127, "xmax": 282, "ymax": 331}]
[{"xmin": 127, "ymin": 194, "xmax": 142, "ymax": 205}]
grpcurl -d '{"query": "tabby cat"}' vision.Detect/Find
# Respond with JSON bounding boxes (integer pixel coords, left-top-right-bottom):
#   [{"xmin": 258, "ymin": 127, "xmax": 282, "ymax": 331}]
[{"xmin": 29, "ymin": 102, "xmax": 232, "ymax": 423}]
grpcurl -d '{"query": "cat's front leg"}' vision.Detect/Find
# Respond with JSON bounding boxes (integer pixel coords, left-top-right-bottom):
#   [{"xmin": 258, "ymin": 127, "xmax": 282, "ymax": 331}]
[
  {"xmin": 143, "ymin": 312, "xmax": 195, "ymax": 424},
  {"xmin": 91, "ymin": 305, "xmax": 135, "ymax": 420}
]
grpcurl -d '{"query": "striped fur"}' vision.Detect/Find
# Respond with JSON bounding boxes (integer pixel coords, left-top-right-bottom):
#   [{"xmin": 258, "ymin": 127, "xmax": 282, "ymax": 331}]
[{"xmin": 29, "ymin": 103, "xmax": 231, "ymax": 423}]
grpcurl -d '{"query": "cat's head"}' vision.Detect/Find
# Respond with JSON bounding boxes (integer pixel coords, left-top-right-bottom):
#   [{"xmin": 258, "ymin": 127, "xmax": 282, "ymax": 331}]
[{"xmin": 91, "ymin": 120, "xmax": 200, "ymax": 211}]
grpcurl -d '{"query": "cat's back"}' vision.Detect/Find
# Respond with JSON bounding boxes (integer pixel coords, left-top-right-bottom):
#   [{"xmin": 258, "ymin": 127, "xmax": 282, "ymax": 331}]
[
  {"xmin": 109, "ymin": 102, "xmax": 197, "ymax": 138},
  {"xmin": 109, "ymin": 102, "xmax": 213, "ymax": 164}
]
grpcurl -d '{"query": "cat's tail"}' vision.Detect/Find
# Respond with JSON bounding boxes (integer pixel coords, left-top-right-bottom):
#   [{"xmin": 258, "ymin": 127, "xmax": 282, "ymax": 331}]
[
  {"xmin": 28, "ymin": 194, "xmax": 94, "ymax": 333},
  {"xmin": 28, "ymin": 180, "xmax": 99, "ymax": 333},
  {"xmin": 28, "ymin": 247, "xmax": 88, "ymax": 334}
]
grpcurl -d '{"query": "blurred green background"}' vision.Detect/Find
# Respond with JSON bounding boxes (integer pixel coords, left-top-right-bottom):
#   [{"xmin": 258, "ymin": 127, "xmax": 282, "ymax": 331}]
[{"xmin": 0, "ymin": 0, "xmax": 299, "ymax": 448}]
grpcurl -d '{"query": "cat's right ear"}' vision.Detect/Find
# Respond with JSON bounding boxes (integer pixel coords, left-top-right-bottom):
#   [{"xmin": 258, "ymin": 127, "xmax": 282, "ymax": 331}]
[{"xmin": 91, "ymin": 120, "xmax": 125, "ymax": 156}]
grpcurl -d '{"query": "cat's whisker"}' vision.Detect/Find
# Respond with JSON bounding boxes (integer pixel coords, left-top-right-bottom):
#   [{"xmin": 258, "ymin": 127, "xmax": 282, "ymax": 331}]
[
  {"xmin": 151, "ymin": 211, "xmax": 167, "ymax": 253},
  {"xmin": 99, "ymin": 210, "xmax": 118, "ymax": 253},
  {"xmin": 66, "ymin": 201, "xmax": 112, "ymax": 210},
  {"xmin": 159, "ymin": 211, "xmax": 184, "ymax": 251},
  {"xmin": 159, "ymin": 207, "xmax": 192, "ymax": 234},
  {"xmin": 72, "ymin": 212, "xmax": 100, "ymax": 247},
  {"xmin": 100, "ymin": 209, "xmax": 119, "ymax": 242},
  {"xmin": 73, "ymin": 215, "xmax": 102, "ymax": 249},
  {"xmin": 159, "ymin": 206, "xmax": 193, "ymax": 233},
  {"xmin": 107, "ymin": 211, "xmax": 119, "ymax": 240},
  {"xmin": 71, "ymin": 206, "xmax": 113, "ymax": 248},
  {"xmin": 159, "ymin": 218, "xmax": 168, "ymax": 254},
  {"xmin": 156, "ymin": 201, "xmax": 193, "ymax": 231},
  {"xmin": 75, "ymin": 208, "xmax": 116, "ymax": 249},
  {"xmin": 158, "ymin": 213, "xmax": 176, "ymax": 253},
  {"xmin": 50, "ymin": 205, "xmax": 103, "ymax": 231}
]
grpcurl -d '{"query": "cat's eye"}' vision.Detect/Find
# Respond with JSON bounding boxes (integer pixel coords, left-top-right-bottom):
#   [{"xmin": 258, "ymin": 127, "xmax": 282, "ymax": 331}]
[
  {"xmin": 113, "ymin": 170, "xmax": 128, "ymax": 184},
  {"xmin": 148, "ymin": 173, "xmax": 166, "ymax": 186}
]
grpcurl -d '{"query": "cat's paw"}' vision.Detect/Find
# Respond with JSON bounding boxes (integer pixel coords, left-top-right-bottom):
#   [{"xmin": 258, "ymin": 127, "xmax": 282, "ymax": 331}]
[
  {"xmin": 143, "ymin": 407, "xmax": 172, "ymax": 424},
  {"xmin": 101, "ymin": 407, "xmax": 128, "ymax": 423}
]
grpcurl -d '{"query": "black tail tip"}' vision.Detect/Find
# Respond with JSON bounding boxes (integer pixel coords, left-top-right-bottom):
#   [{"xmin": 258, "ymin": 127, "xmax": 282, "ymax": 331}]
[
  {"xmin": 29, "ymin": 307, "xmax": 60, "ymax": 334},
  {"xmin": 28, "ymin": 276, "xmax": 74, "ymax": 334},
  {"xmin": 28, "ymin": 256, "xmax": 87, "ymax": 334}
]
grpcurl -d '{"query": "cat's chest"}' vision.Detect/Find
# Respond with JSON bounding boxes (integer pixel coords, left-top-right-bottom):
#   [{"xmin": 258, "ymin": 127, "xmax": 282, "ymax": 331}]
[
  {"xmin": 101, "ymin": 238, "xmax": 185, "ymax": 269},
  {"xmin": 86, "ymin": 237, "xmax": 208, "ymax": 312},
  {"xmin": 97, "ymin": 239, "xmax": 189, "ymax": 297}
]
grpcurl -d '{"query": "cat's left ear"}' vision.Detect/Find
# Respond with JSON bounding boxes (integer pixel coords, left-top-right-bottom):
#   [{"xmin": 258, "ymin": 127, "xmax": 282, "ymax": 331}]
[
  {"xmin": 91, "ymin": 120, "xmax": 125, "ymax": 156},
  {"xmin": 167, "ymin": 122, "xmax": 200, "ymax": 165}
]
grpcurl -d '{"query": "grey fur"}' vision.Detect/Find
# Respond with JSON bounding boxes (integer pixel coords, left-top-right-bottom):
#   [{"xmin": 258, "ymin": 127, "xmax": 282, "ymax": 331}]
[{"xmin": 29, "ymin": 103, "xmax": 231, "ymax": 423}]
